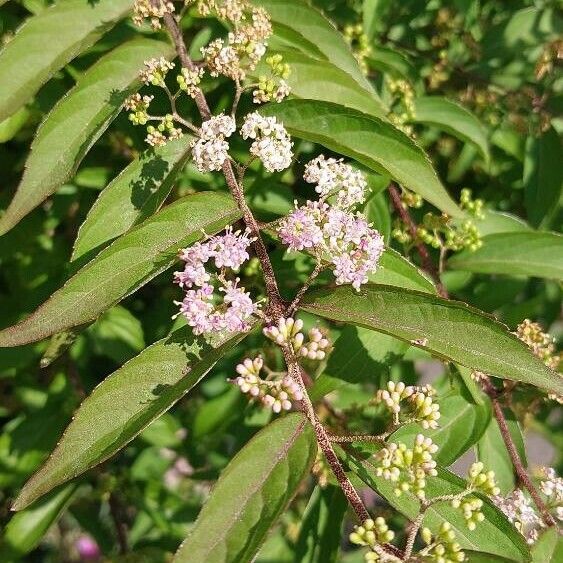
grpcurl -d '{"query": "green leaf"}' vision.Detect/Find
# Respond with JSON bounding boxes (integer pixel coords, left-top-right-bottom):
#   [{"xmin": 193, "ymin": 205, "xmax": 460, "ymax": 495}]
[
  {"xmin": 0, "ymin": 0, "xmax": 132, "ymax": 122},
  {"xmin": 463, "ymin": 552, "xmax": 521, "ymax": 563},
  {"xmin": 0, "ymin": 192, "xmax": 241, "ymax": 347},
  {"xmin": 370, "ymin": 248, "xmax": 436, "ymax": 293},
  {"xmin": 0, "ymin": 38, "xmax": 173, "ymax": 235},
  {"xmin": 0, "ymin": 484, "xmax": 77, "ymax": 558},
  {"xmin": 293, "ymin": 486, "xmax": 347, "ymax": 563},
  {"xmin": 72, "ymin": 138, "xmax": 191, "ymax": 264},
  {"xmin": 311, "ymin": 326, "xmax": 408, "ymax": 400},
  {"xmin": 523, "ymin": 126, "xmax": 562, "ymax": 228},
  {"xmin": 261, "ymin": 50, "xmax": 386, "ymax": 119},
  {"xmin": 0, "ymin": 107, "xmax": 30, "ymax": 143},
  {"xmin": 173, "ymin": 413, "xmax": 317, "ymax": 562},
  {"xmin": 261, "ymin": 100, "xmax": 461, "ymax": 217},
  {"xmin": 391, "ymin": 381, "xmax": 491, "ymax": 466},
  {"xmin": 363, "ymin": 0, "xmax": 391, "ymax": 40},
  {"xmin": 531, "ymin": 528, "xmax": 563, "ymax": 562},
  {"xmin": 340, "ymin": 444, "xmax": 530, "ymax": 562},
  {"xmin": 256, "ymin": 0, "xmax": 371, "ymax": 90},
  {"xmin": 300, "ymin": 284, "xmax": 563, "ymax": 395},
  {"xmin": 13, "ymin": 326, "xmax": 249, "ymax": 510},
  {"xmin": 447, "ymin": 232, "xmax": 563, "ymax": 280},
  {"xmin": 367, "ymin": 47, "xmax": 417, "ymax": 82},
  {"xmin": 475, "ymin": 210, "xmax": 532, "ymax": 236},
  {"xmin": 410, "ymin": 96, "xmax": 490, "ymax": 162},
  {"xmin": 477, "ymin": 410, "xmax": 527, "ymax": 494}
]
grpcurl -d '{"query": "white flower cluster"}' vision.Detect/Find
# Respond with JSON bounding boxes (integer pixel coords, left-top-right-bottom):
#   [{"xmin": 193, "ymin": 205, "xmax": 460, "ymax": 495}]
[
  {"xmin": 124, "ymin": 93, "xmax": 153, "ymax": 125},
  {"xmin": 177, "ymin": 67, "xmax": 205, "ymax": 98},
  {"xmin": 539, "ymin": 467, "xmax": 563, "ymax": 520},
  {"xmin": 240, "ymin": 112, "xmax": 293, "ymax": 172},
  {"xmin": 191, "ymin": 114, "xmax": 236, "ymax": 172},
  {"xmin": 139, "ymin": 57, "xmax": 175, "ymax": 86},
  {"xmin": 493, "ymin": 489, "xmax": 544, "ymax": 544},
  {"xmin": 304, "ymin": 155, "xmax": 368, "ymax": 209},
  {"xmin": 263, "ymin": 317, "xmax": 331, "ymax": 361},
  {"xmin": 233, "ymin": 356, "xmax": 303, "ymax": 413},
  {"xmin": 133, "ymin": 0, "xmax": 174, "ymax": 29}
]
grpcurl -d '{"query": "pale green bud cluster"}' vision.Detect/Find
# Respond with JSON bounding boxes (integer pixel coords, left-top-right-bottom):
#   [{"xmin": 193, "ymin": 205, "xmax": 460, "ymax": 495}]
[
  {"xmin": 374, "ymin": 434, "xmax": 438, "ymax": 500},
  {"xmin": 451, "ymin": 496, "xmax": 484, "ymax": 530},
  {"xmin": 375, "ymin": 381, "xmax": 441, "ymax": 429},
  {"xmin": 459, "ymin": 188, "xmax": 484, "ymax": 219},
  {"xmin": 177, "ymin": 67, "xmax": 205, "ymax": 98},
  {"xmin": 421, "ymin": 523, "xmax": 465, "ymax": 562},
  {"xmin": 253, "ymin": 54, "xmax": 291, "ymax": 104},
  {"xmin": 349, "ymin": 517, "xmax": 395, "ymax": 561},
  {"xmin": 146, "ymin": 114, "xmax": 183, "ymax": 147},
  {"xmin": 263, "ymin": 318, "xmax": 331, "ymax": 361},
  {"xmin": 343, "ymin": 23, "xmax": 372, "ymax": 75},
  {"xmin": 401, "ymin": 189, "xmax": 423, "ymax": 209},
  {"xmin": 468, "ymin": 462, "xmax": 500, "ymax": 496},
  {"xmin": 124, "ymin": 93, "xmax": 153, "ymax": 125},
  {"xmin": 140, "ymin": 57, "xmax": 175, "ymax": 86}
]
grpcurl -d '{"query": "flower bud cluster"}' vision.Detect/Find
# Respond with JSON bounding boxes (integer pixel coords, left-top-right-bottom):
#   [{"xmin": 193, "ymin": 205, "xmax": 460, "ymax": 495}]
[
  {"xmin": 516, "ymin": 319, "xmax": 560, "ymax": 370},
  {"xmin": 240, "ymin": 112, "xmax": 293, "ymax": 172},
  {"xmin": 374, "ymin": 435, "xmax": 438, "ymax": 500},
  {"xmin": 140, "ymin": 57, "xmax": 175, "ymax": 86},
  {"xmin": 263, "ymin": 318, "xmax": 331, "ymax": 361},
  {"xmin": 467, "ymin": 462, "xmax": 500, "ymax": 496},
  {"xmin": 401, "ymin": 189, "xmax": 423, "ymax": 209},
  {"xmin": 387, "ymin": 78, "xmax": 415, "ymax": 135},
  {"xmin": 459, "ymin": 188, "xmax": 484, "ymax": 219},
  {"xmin": 124, "ymin": 93, "xmax": 153, "ymax": 125},
  {"xmin": 343, "ymin": 23, "xmax": 372, "ymax": 76},
  {"xmin": 233, "ymin": 356, "xmax": 303, "ymax": 413},
  {"xmin": 420, "ymin": 523, "xmax": 465, "ymax": 562},
  {"xmin": 174, "ymin": 228, "xmax": 258, "ymax": 334},
  {"xmin": 375, "ymin": 381, "xmax": 441, "ymax": 429},
  {"xmin": 451, "ymin": 496, "xmax": 484, "ymax": 530},
  {"xmin": 177, "ymin": 67, "xmax": 205, "ymax": 98},
  {"xmin": 146, "ymin": 115, "xmax": 183, "ymax": 147},
  {"xmin": 191, "ymin": 114, "xmax": 236, "ymax": 172},
  {"xmin": 349, "ymin": 517, "xmax": 395, "ymax": 557},
  {"xmin": 133, "ymin": 0, "xmax": 174, "ymax": 29},
  {"xmin": 253, "ymin": 54, "xmax": 291, "ymax": 104}
]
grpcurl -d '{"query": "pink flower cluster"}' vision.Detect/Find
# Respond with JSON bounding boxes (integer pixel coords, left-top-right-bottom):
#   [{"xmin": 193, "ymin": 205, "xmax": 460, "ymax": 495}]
[
  {"xmin": 174, "ymin": 228, "xmax": 258, "ymax": 334},
  {"xmin": 278, "ymin": 200, "xmax": 384, "ymax": 291}
]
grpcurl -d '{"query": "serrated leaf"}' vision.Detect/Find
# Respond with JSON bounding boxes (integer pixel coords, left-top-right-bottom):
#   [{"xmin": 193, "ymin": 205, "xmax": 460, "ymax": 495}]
[
  {"xmin": 0, "ymin": 38, "xmax": 173, "ymax": 235},
  {"xmin": 256, "ymin": 0, "xmax": 371, "ymax": 90},
  {"xmin": 370, "ymin": 249, "xmax": 436, "ymax": 293},
  {"xmin": 448, "ymin": 232, "xmax": 563, "ymax": 280},
  {"xmin": 174, "ymin": 413, "xmax": 317, "ymax": 562},
  {"xmin": 477, "ymin": 410, "xmax": 527, "ymax": 494},
  {"xmin": 523, "ymin": 126, "xmax": 562, "ymax": 228},
  {"xmin": 72, "ymin": 138, "xmax": 191, "ymax": 264},
  {"xmin": 391, "ymin": 383, "xmax": 491, "ymax": 466},
  {"xmin": 0, "ymin": 484, "xmax": 77, "ymax": 558},
  {"xmin": 300, "ymin": 284, "xmax": 563, "ymax": 395},
  {"xmin": 13, "ymin": 326, "xmax": 249, "ymax": 510},
  {"xmin": 0, "ymin": 0, "xmax": 132, "ymax": 122},
  {"xmin": 261, "ymin": 100, "xmax": 461, "ymax": 217},
  {"xmin": 259, "ymin": 50, "xmax": 386, "ymax": 119},
  {"xmin": 410, "ymin": 96, "xmax": 490, "ymax": 162},
  {"xmin": 340, "ymin": 444, "xmax": 530, "ymax": 562},
  {"xmin": 293, "ymin": 486, "xmax": 347, "ymax": 563},
  {"xmin": 0, "ymin": 192, "xmax": 241, "ymax": 347}
]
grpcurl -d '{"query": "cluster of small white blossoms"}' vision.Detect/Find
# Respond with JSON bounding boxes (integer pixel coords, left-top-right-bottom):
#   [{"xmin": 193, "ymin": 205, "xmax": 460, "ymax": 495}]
[
  {"xmin": 191, "ymin": 114, "xmax": 236, "ymax": 172},
  {"xmin": 140, "ymin": 57, "xmax": 175, "ymax": 86},
  {"xmin": 374, "ymin": 434, "xmax": 439, "ymax": 500},
  {"xmin": 240, "ymin": 112, "xmax": 293, "ymax": 172},
  {"xmin": 492, "ymin": 467, "xmax": 563, "ymax": 544},
  {"xmin": 420, "ymin": 523, "xmax": 465, "ymax": 562},
  {"xmin": 263, "ymin": 317, "xmax": 332, "ymax": 360},
  {"xmin": 278, "ymin": 156, "xmax": 384, "ymax": 291},
  {"xmin": 375, "ymin": 381, "xmax": 441, "ymax": 430},
  {"xmin": 133, "ymin": 0, "xmax": 175, "ymax": 29},
  {"xmin": 173, "ymin": 227, "xmax": 258, "ymax": 334},
  {"xmin": 232, "ymin": 356, "xmax": 303, "ymax": 413}
]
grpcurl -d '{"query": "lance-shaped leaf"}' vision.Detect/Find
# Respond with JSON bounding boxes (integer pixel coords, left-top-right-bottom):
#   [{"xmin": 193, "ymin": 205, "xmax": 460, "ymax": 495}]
[
  {"xmin": 370, "ymin": 249, "xmax": 436, "ymax": 293},
  {"xmin": 0, "ymin": 38, "xmax": 174, "ymax": 235},
  {"xmin": 531, "ymin": 528, "xmax": 563, "ymax": 562},
  {"xmin": 448, "ymin": 232, "xmax": 563, "ymax": 280},
  {"xmin": 255, "ymin": 50, "xmax": 386, "ymax": 119},
  {"xmin": 72, "ymin": 138, "xmax": 192, "ymax": 264},
  {"xmin": 0, "ymin": 484, "xmax": 77, "ymax": 557},
  {"xmin": 174, "ymin": 413, "xmax": 317, "ymax": 562},
  {"xmin": 256, "ymin": 0, "xmax": 371, "ymax": 90},
  {"xmin": 410, "ymin": 96, "xmax": 490, "ymax": 161},
  {"xmin": 0, "ymin": 0, "xmax": 132, "ymax": 122},
  {"xmin": 261, "ymin": 100, "xmax": 461, "ymax": 217},
  {"xmin": 300, "ymin": 284, "xmax": 563, "ymax": 395},
  {"xmin": 293, "ymin": 486, "xmax": 347, "ymax": 563},
  {"xmin": 340, "ymin": 444, "xmax": 530, "ymax": 562},
  {"xmin": 0, "ymin": 192, "xmax": 241, "ymax": 347},
  {"xmin": 13, "ymin": 327, "xmax": 250, "ymax": 510}
]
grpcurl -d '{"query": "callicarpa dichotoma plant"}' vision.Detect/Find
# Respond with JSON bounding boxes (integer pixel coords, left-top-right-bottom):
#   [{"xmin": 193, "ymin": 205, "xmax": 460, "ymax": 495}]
[{"xmin": 0, "ymin": 0, "xmax": 561, "ymax": 561}]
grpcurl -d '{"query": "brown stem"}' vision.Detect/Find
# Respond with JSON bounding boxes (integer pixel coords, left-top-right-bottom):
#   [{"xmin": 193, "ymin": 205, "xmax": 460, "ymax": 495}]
[
  {"xmin": 328, "ymin": 434, "xmax": 387, "ymax": 444},
  {"xmin": 108, "ymin": 491, "xmax": 129, "ymax": 554},
  {"xmin": 404, "ymin": 511, "xmax": 425, "ymax": 559},
  {"xmin": 287, "ymin": 260, "xmax": 323, "ymax": 315},
  {"xmin": 481, "ymin": 378, "xmax": 557, "ymax": 528},
  {"xmin": 388, "ymin": 183, "xmax": 448, "ymax": 298}
]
